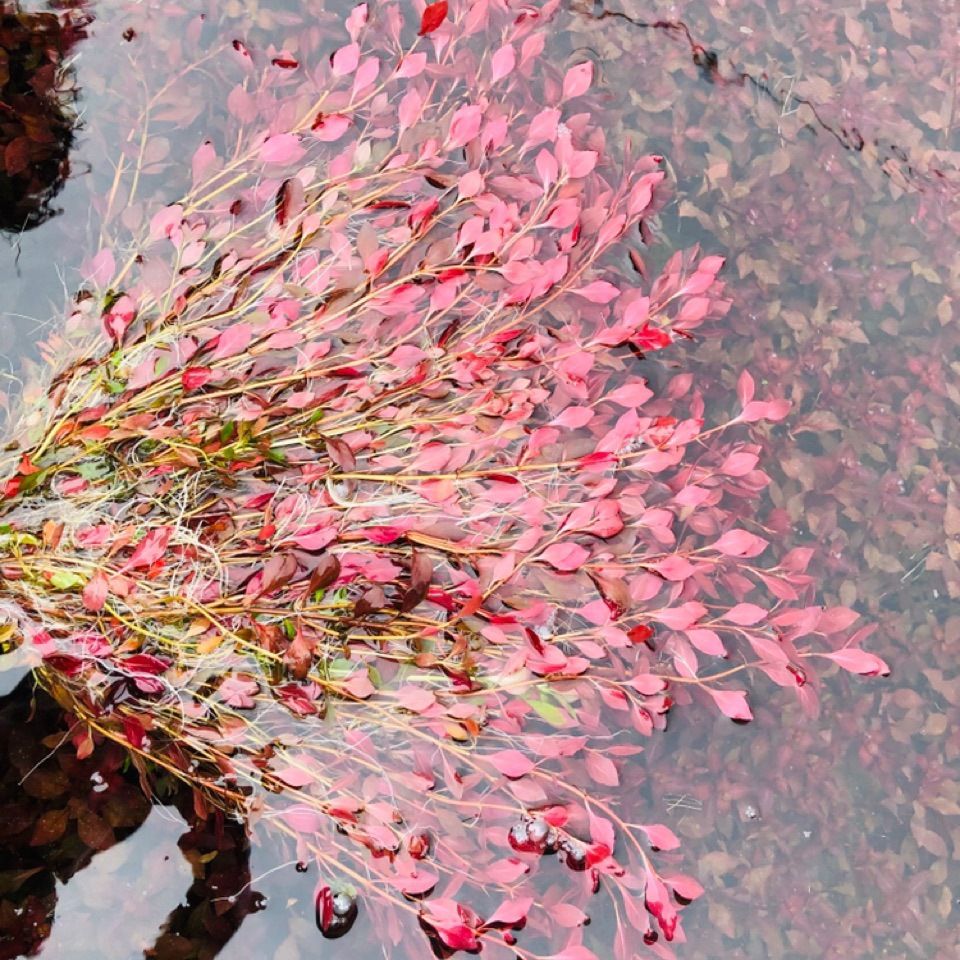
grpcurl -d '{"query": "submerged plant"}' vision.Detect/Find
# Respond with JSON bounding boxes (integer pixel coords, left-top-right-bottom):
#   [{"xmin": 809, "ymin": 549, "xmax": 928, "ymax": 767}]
[{"xmin": 0, "ymin": 1, "xmax": 887, "ymax": 957}]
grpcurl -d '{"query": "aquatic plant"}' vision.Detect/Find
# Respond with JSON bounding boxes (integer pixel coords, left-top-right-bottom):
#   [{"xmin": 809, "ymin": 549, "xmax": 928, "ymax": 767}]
[{"xmin": 0, "ymin": 1, "xmax": 888, "ymax": 957}]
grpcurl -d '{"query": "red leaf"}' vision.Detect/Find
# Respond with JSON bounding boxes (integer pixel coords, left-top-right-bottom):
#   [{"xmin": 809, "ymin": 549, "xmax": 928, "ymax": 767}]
[
  {"xmin": 181, "ymin": 366, "xmax": 215, "ymax": 391},
  {"xmin": 127, "ymin": 527, "xmax": 172, "ymax": 569},
  {"xmin": 627, "ymin": 624, "xmax": 655, "ymax": 646},
  {"xmin": 438, "ymin": 924, "xmax": 479, "ymax": 951},
  {"xmin": 418, "ymin": 0, "xmax": 448, "ymax": 35},
  {"xmin": 120, "ymin": 654, "xmax": 170, "ymax": 675}
]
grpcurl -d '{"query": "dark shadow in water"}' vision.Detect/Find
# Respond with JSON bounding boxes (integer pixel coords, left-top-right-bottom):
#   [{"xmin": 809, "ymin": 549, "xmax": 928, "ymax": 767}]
[
  {"xmin": 0, "ymin": 676, "xmax": 260, "ymax": 960},
  {"xmin": 0, "ymin": 1, "xmax": 91, "ymax": 235}
]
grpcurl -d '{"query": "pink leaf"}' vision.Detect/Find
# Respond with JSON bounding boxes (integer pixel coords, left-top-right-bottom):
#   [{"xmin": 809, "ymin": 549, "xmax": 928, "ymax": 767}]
[
  {"xmin": 740, "ymin": 398, "xmax": 792, "ymax": 422},
  {"xmin": 666, "ymin": 874, "xmax": 705, "ymax": 901},
  {"xmin": 553, "ymin": 406, "xmax": 594, "ymax": 429},
  {"xmin": 526, "ymin": 107, "xmax": 561, "ymax": 147},
  {"xmin": 259, "ymin": 133, "xmax": 304, "ymax": 165},
  {"xmin": 572, "ymin": 280, "xmax": 620, "ymax": 303},
  {"xmin": 437, "ymin": 924, "xmax": 479, "ymax": 951},
  {"xmin": 280, "ymin": 805, "xmax": 323, "ymax": 834},
  {"xmin": 654, "ymin": 555, "xmax": 696, "ymax": 581},
  {"xmin": 395, "ymin": 869, "xmax": 439, "ymax": 895},
  {"xmin": 536, "ymin": 148, "xmax": 560, "ymax": 187},
  {"xmin": 211, "ymin": 323, "xmax": 253, "ymax": 361},
  {"xmin": 490, "ymin": 43, "xmax": 516, "ymax": 83},
  {"xmin": 82, "ymin": 572, "xmax": 109, "ymax": 612},
  {"xmin": 448, "ymin": 104, "xmax": 482, "ymax": 147},
  {"xmin": 488, "ymin": 749, "xmax": 535, "ymax": 779},
  {"xmin": 710, "ymin": 688, "xmax": 753, "ymax": 721},
  {"xmin": 398, "ymin": 88, "xmax": 424, "ymax": 131},
  {"xmin": 606, "ymin": 381, "xmax": 653, "ymax": 407},
  {"xmin": 686, "ymin": 628, "xmax": 726, "ymax": 657},
  {"xmin": 818, "ymin": 606, "xmax": 860, "ymax": 633},
  {"xmin": 485, "ymin": 896, "xmax": 532, "ymax": 928},
  {"xmin": 342, "ymin": 672, "xmax": 375, "ymax": 699},
  {"xmin": 719, "ymin": 450, "xmax": 759, "ymax": 476},
  {"xmin": 549, "ymin": 946, "xmax": 600, "ymax": 960},
  {"xmin": 458, "ymin": 170, "xmax": 484, "ymax": 199},
  {"xmin": 397, "ymin": 52, "xmax": 427, "ymax": 78},
  {"xmin": 629, "ymin": 673, "xmax": 667, "ymax": 696},
  {"xmin": 541, "ymin": 542, "xmax": 590, "ymax": 572},
  {"xmin": 486, "ymin": 858, "xmax": 528, "ymax": 883},
  {"xmin": 567, "ymin": 149, "xmax": 597, "ymax": 178},
  {"xmin": 562, "ymin": 61, "xmax": 593, "ymax": 99},
  {"xmin": 191, "ymin": 140, "xmax": 217, "ymax": 185},
  {"xmin": 553, "ymin": 904, "xmax": 589, "ymax": 927},
  {"xmin": 396, "ymin": 685, "xmax": 436, "ymax": 713},
  {"xmin": 713, "ymin": 529, "xmax": 769, "ymax": 558},
  {"xmin": 585, "ymin": 752, "xmax": 619, "ymax": 786},
  {"xmin": 86, "ymin": 248, "xmax": 115, "ymax": 287},
  {"xmin": 640, "ymin": 823, "xmax": 681, "ymax": 851},
  {"xmin": 273, "ymin": 764, "xmax": 315, "ymax": 788},
  {"xmin": 654, "ymin": 601, "xmax": 706, "ymax": 630},
  {"xmin": 312, "ymin": 114, "xmax": 351, "ymax": 142},
  {"xmin": 331, "ymin": 42, "xmax": 360, "ymax": 76},
  {"xmin": 822, "ymin": 648, "xmax": 890, "ymax": 677},
  {"xmin": 723, "ymin": 603, "xmax": 767, "ymax": 626}
]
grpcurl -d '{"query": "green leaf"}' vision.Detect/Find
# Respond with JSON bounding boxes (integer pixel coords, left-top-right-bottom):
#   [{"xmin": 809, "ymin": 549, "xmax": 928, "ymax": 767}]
[
  {"xmin": 529, "ymin": 697, "xmax": 569, "ymax": 728},
  {"xmin": 49, "ymin": 570, "xmax": 85, "ymax": 591},
  {"xmin": 326, "ymin": 658, "xmax": 353, "ymax": 680}
]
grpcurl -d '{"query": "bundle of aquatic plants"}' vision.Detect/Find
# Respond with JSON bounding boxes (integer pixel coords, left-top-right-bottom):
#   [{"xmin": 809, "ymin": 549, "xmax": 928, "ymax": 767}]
[{"xmin": 0, "ymin": 1, "xmax": 888, "ymax": 956}]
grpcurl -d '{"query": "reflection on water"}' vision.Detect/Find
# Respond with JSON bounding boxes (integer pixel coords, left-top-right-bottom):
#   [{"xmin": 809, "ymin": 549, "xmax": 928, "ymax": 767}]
[
  {"xmin": 39, "ymin": 805, "xmax": 192, "ymax": 960},
  {"xmin": 0, "ymin": 2, "xmax": 89, "ymax": 233},
  {"xmin": 0, "ymin": 0, "xmax": 957, "ymax": 957},
  {"xmin": 0, "ymin": 677, "xmax": 260, "ymax": 960}
]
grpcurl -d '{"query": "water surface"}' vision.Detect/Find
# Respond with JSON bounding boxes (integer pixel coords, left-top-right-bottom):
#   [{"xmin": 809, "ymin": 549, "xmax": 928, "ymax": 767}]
[{"xmin": 1, "ymin": 1, "xmax": 957, "ymax": 958}]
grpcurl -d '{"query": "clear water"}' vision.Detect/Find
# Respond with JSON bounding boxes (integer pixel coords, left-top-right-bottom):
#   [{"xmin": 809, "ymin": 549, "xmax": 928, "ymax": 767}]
[{"xmin": 0, "ymin": 1, "xmax": 957, "ymax": 958}]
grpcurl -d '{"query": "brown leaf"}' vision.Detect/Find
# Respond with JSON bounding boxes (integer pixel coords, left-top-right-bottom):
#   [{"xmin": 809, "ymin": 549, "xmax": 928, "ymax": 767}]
[
  {"xmin": 325, "ymin": 437, "xmax": 356, "ymax": 472},
  {"xmin": 30, "ymin": 808, "xmax": 69, "ymax": 846},
  {"xmin": 307, "ymin": 553, "xmax": 341, "ymax": 594},
  {"xmin": 400, "ymin": 551, "xmax": 433, "ymax": 612},
  {"xmin": 76, "ymin": 808, "xmax": 114, "ymax": 851}
]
